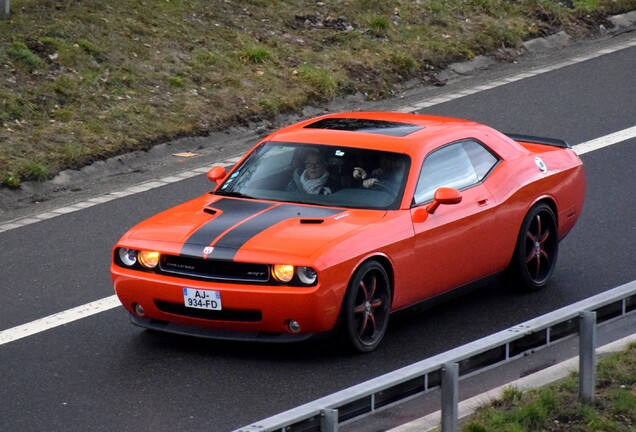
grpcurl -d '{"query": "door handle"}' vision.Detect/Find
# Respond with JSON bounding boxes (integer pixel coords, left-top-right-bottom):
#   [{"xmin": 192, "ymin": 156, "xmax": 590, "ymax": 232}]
[{"xmin": 476, "ymin": 195, "xmax": 489, "ymax": 206}]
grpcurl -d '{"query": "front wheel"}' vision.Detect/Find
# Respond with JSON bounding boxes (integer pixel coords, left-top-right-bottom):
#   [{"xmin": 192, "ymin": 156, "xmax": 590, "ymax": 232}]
[
  {"xmin": 341, "ymin": 261, "xmax": 391, "ymax": 353},
  {"xmin": 506, "ymin": 202, "xmax": 559, "ymax": 291}
]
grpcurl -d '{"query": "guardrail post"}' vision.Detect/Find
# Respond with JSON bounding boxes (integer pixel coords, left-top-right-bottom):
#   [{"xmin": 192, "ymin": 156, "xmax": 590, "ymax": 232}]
[
  {"xmin": 441, "ymin": 362, "xmax": 459, "ymax": 432},
  {"xmin": 579, "ymin": 310, "xmax": 596, "ymax": 403},
  {"xmin": 1, "ymin": 0, "xmax": 9, "ymax": 18},
  {"xmin": 321, "ymin": 408, "xmax": 338, "ymax": 432}
]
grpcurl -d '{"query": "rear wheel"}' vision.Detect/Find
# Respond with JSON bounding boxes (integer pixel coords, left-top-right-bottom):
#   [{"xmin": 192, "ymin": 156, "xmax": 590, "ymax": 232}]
[
  {"xmin": 507, "ymin": 202, "xmax": 559, "ymax": 291},
  {"xmin": 341, "ymin": 261, "xmax": 391, "ymax": 353}
]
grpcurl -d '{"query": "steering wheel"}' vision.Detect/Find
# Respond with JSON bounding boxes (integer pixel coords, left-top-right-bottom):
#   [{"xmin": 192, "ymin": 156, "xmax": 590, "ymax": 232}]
[{"xmin": 370, "ymin": 181, "xmax": 396, "ymax": 195}]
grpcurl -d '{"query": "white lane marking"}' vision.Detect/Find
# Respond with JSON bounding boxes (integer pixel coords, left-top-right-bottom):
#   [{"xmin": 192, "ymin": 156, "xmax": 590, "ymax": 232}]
[
  {"xmin": 0, "ymin": 296, "xmax": 120, "ymax": 346},
  {"xmin": 0, "ymin": 125, "xmax": 634, "ymax": 344},
  {"xmin": 574, "ymin": 125, "xmax": 636, "ymax": 155},
  {"xmin": 396, "ymin": 37, "xmax": 636, "ymax": 113},
  {"xmin": 0, "ymin": 156, "xmax": 241, "ymax": 234}
]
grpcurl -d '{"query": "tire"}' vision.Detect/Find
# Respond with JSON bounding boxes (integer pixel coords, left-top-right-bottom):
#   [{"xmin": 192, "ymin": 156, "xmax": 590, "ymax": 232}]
[
  {"xmin": 506, "ymin": 202, "xmax": 559, "ymax": 291},
  {"xmin": 341, "ymin": 261, "xmax": 391, "ymax": 353}
]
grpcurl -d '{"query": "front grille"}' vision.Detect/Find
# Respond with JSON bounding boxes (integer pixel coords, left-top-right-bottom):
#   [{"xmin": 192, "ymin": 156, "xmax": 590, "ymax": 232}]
[
  {"xmin": 155, "ymin": 300, "xmax": 262, "ymax": 322},
  {"xmin": 159, "ymin": 255, "xmax": 269, "ymax": 283}
]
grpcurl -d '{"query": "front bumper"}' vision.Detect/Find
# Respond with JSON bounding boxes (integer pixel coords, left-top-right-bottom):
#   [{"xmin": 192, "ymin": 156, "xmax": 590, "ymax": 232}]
[
  {"xmin": 112, "ymin": 266, "xmax": 343, "ymax": 338},
  {"xmin": 129, "ymin": 314, "xmax": 316, "ymax": 343}
]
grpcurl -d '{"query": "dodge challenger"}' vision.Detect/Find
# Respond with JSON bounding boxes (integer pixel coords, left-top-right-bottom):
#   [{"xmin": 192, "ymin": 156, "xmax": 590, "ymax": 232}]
[{"xmin": 111, "ymin": 112, "xmax": 585, "ymax": 352}]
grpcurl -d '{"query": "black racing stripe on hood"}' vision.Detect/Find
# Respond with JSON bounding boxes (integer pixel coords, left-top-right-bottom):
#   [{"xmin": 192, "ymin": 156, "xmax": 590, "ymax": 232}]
[
  {"xmin": 180, "ymin": 199, "xmax": 273, "ymax": 258},
  {"xmin": 207, "ymin": 204, "xmax": 344, "ymax": 261}
]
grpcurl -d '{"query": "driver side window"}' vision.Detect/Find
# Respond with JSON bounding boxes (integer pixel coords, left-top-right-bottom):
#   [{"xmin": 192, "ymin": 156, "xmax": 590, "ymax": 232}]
[{"xmin": 414, "ymin": 140, "xmax": 498, "ymax": 205}]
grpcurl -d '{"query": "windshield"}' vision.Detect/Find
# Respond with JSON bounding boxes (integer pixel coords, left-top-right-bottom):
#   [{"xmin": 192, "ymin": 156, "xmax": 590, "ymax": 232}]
[{"xmin": 215, "ymin": 142, "xmax": 410, "ymax": 210}]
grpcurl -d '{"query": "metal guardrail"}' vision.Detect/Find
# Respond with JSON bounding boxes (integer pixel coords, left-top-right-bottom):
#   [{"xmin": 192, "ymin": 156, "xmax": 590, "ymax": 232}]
[{"xmin": 235, "ymin": 280, "xmax": 636, "ymax": 432}]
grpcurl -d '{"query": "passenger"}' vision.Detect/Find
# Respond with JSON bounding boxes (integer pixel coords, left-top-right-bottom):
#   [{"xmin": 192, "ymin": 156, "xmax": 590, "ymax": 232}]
[{"xmin": 286, "ymin": 149, "xmax": 338, "ymax": 195}]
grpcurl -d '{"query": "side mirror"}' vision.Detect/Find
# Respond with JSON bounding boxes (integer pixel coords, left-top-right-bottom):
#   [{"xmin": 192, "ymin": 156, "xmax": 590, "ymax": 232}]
[
  {"xmin": 412, "ymin": 207, "xmax": 429, "ymax": 223},
  {"xmin": 426, "ymin": 187, "xmax": 462, "ymax": 214},
  {"xmin": 207, "ymin": 166, "xmax": 227, "ymax": 185}
]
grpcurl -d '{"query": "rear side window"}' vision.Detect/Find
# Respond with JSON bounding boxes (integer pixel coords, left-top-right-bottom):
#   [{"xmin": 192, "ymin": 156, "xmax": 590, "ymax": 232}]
[{"xmin": 414, "ymin": 140, "xmax": 498, "ymax": 204}]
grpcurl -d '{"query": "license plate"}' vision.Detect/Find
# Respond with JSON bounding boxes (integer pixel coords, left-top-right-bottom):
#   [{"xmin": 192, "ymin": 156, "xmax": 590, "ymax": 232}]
[{"xmin": 183, "ymin": 288, "xmax": 222, "ymax": 310}]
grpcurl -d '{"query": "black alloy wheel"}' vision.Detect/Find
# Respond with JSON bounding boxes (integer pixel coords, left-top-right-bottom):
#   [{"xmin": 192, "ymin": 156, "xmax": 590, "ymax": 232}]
[
  {"xmin": 342, "ymin": 260, "xmax": 391, "ymax": 353},
  {"xmin": 507, "ymin": 202, "xmax": 559, "ymax": 291}
]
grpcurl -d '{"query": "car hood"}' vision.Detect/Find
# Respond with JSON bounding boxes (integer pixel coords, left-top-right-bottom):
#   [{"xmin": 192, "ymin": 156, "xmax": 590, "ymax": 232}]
[{"xmin": 124, "ymin": 196, "xmax": 386, "ymax": 260}]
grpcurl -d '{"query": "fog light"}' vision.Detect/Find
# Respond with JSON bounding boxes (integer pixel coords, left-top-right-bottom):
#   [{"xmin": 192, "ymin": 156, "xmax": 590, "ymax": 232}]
[
  {"xmin": 133, "ymin": 303, "xmax": 145, "ymax": 317},
  {"xmin": 288, "ymin": 320, "xmax": 301, "ymax": 333}
]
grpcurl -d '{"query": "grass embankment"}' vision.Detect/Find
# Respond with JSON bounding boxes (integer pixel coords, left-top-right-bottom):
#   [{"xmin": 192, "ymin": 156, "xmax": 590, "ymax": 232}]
[
  {"xmin": 462, "ymin": 343, "xmax": 636, "ymax": 431},
  {"xmin": 1, "ymin": 0, "xmax": 635, "ymax": 188}
]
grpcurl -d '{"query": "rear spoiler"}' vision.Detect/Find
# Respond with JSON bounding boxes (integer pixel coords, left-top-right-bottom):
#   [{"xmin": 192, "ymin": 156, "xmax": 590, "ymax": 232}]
[{"xmin": 505, "ymin": 133, "xmax": 571, "ymax": 149}]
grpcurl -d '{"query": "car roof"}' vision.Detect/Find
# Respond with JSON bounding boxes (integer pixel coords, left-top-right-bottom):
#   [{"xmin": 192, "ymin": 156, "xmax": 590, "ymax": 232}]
[{"xmin": 264, "ymin": 111, "xmax": 486, "ymax": 154}]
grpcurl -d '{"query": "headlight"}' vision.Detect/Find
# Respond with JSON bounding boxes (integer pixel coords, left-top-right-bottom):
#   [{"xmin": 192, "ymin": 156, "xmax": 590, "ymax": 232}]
[
  {"xmin": 118, "ymin": 248, "xmax": 138, "ymax": 267},
  {"xmin": 297, "ymin": 266, "xmax": 317, "ymax": 285},
  {"xmin": 138, "ymin": 250, "xmax": 160, "ymax": 269},
  {"xmin": 272, "ymin": 264, "xmax": 294, "ymax": 283}
]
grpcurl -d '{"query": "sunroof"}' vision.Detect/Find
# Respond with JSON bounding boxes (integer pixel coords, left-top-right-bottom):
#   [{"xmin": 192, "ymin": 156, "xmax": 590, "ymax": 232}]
[{"xmin": 304, "ymin": 118, "xmax": 423, "ymax": 137}]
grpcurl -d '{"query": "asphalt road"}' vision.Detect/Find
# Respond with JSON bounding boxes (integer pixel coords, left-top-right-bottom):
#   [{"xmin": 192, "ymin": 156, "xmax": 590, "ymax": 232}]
[{"xmin": 1, "ymin": 32, "xmax": 635, "ymax": 432}]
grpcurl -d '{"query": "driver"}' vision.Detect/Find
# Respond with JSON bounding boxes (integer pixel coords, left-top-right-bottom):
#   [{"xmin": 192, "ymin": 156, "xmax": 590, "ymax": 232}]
[{"xmin": 353, "ymin": 154, "xmax": 405, "ymax": 193}]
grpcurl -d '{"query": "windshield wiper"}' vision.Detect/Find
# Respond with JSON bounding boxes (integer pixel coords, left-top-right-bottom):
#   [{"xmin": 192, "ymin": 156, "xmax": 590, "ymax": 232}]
[
  {"xmin": 214, "ymin": 190, "xmax": 253, "ymax": 199},
  {"xmin": 287, "ymin": 197, "xmax": 334, "ymax": 207}
]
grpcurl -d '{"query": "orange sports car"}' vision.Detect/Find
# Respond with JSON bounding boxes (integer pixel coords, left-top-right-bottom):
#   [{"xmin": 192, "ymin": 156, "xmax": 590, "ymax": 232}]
[{"xmin": 111, "ymin": 112, "xmax": 585, "ymax": 352}]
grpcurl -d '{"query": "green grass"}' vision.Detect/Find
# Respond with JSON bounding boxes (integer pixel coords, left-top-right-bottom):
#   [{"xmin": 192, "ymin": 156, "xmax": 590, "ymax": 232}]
[
  {"xmin": 7, "ymin": 41, "xmax": 45, "ymax": 72},
  {"xmin": 367, "ymin": 15, "xmax": 391, "ymax": 37},
  {"xmin": 1, "ymin": 0, "xmax": 635, "ymax": 188},
  {"xmin": 298, "ymin": 64, "xmax": 340, "ymax": 98},
  {"xmin": 461, "ymin": 343, "xmax": 636, "ymax": 431},
  {"xmin": 241, "ymin": 44, "xmax": 273, "ymax": 64}
]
